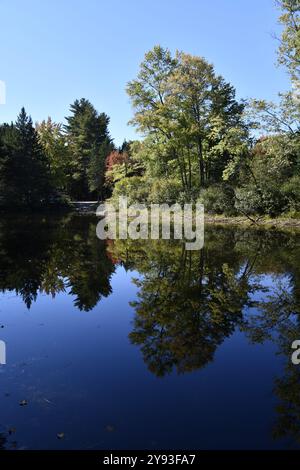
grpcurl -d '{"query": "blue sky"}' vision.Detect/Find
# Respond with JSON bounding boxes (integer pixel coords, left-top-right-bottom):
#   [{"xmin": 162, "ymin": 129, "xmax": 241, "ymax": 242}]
[{"xmin": 0, "ymin": 0, "xmax": 290, "ymax": 145}]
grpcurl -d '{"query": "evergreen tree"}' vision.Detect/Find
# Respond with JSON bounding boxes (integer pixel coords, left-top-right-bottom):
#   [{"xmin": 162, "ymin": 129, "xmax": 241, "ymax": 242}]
[
  {"xmin": 87, "ymin": 137, "xmax": 112, "ymax": 201},
  {"xmin": 0, "ymin": 124, "xmax": 19, "ymax": 206},
  {"xmin": 0, "ymin": 108, "xmax": 54, "ymax": 209},
  {"xmin": 14, "ymin": 108, "xmax": 53, "ymax": 208},
  {"xmin": 64, "ymin": 98, "xmax": 111, "ymax": 200}
]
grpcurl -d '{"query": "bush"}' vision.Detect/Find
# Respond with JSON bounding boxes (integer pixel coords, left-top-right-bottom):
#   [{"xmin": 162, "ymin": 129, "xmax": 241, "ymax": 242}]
[
  {"xmin": 234, "ymin": 185, "xmax": 288, "ymax": 217},
  {"xmin": 282, "ymin": 175, "xmax": 300, "ymax": 214},
  {"xmin": 199, "ymin": 184, "xmax": 236, "ymax": 216},
  {"xmin": 148, "ymin": 178, "xmax": 186, "ymax": 205},
  {"xmin": 109, "ymin": 176, "xmax": 150, "ymax": 206}
]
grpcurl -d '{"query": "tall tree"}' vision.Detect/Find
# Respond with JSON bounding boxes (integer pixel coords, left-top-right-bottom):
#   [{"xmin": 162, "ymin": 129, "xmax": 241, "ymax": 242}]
[
  {"xmin": 277, "ymin": 0, "xmax": 300, "ymax": 84},
  {"xmin": 36, "ymin": 117, "xmax": 72, "ymax": 194},
  {"xmin": 64, "ymin": 98, "xmax": 111, "ymax": 200},
  {"xmin": 0, "ymin": 109, "xmax": 53, "ymax": 209},
  {"xmin": 126, "ymin": 46, "xmax": 247, "ymax": 202},
  {"xmin": 15, "ymin": 108, "xmax": 53, "ymax": 207},
  {"xmin": 0, "ymin": 124, "xmax": 19, "ymax": 206}
]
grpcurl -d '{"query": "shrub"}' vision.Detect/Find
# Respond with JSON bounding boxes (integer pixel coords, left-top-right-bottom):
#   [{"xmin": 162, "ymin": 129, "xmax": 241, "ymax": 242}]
[
  {"xmin": 110, "ymin": 176, "xmax": 150, "ymax": 206},
  {"xmin": 235, "ymin": 185, "xmax": 288, "ymax": 217},
  {"xmin": 199, "ymin": 184, "xmax": 236, "ymax": 216},
  {"xmin": 282, "ymin": 175, "xmax": 300, "ymax": 214}
]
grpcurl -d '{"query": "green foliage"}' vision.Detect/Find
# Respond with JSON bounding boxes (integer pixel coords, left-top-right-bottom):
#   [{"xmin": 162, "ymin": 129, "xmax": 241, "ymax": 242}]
[
  {"xmin": 235, "ymin": 185, "xmax": 286, "ymax": 217},
  {"xmin": 148, "ymin": 177, "xmax": 186, "ymax": 205},
  {"xmin": 0, "ymin": 99, "xmax": 113, "ymax": 209},
  {"xmin": 64, "ymin": 98, "xmax": 112, "ymax": 200},
  {"xmin": 248, "ymin": 93, "xmax": 300, "ymax": 134},
  {"xmin": 87, "ymin": 137, "xmax": 112, "ymax": 200},
  {"xmin": 0, "ymin": 109, "xmax": 55, "ymax": 209},
  {"xmin": 124, "ymin": 46, "xmax": 248, "ymax": 201},
  {"xmin": 36, "ymin": 117, "xmax": 72, "ymax": 192},
  {"xmin": 282, "ymin": 174, "xmax": 300, "ymax": 214},
  {"xmin": 110, "ymin": 176, "xmax": 150, "ymax": 205},
  {"xmin": 105, "ymin": 140, "xmax": 144, "ymax": 193},
  {"xmin": 109, "ymin": 43, "xmax": 299, "ymax": 219},
  {"xmin": 199, "ymin": 184, "xmax": 236, "ymax": 216},
  {"xmin": 239, "ymin": 99, "xmax": 299, "ymax": 216},
  {"xmin": 277, "ymin": 0, "xmax": 300, "ymax": 83},
  {"xmin": 1, "ymin": 5, "xmax": 300, "ymax": 217}
]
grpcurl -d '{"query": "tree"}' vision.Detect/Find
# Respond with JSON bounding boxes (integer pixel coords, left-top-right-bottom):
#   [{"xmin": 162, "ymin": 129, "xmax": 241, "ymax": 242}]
[
  {"xmin": 231, "ymin": 2, "xmax": 300, "ymax": 219},
  {"xmin": 0, "ymin": 123, "xmax": 20, "ymax": 206},
  {"xmin": 168, "ymin": 52, "xmax": 247, "ymax": 187},
  {"xmin": 105, "ymin": 140, "xmax": 143, "ymax": 193},
  {"xmin": 241, "ymin": 96, "xmax": 299, "ymax": 219},
  {"xmin": 64, "ymin": 98, "xmax": 111, "ymax": 200},
  {"xmin": 0, "ymin": 108, "xmax": 54, "ymax": 209},
  {"xmin": 36, "ymin": 117, "xmax": 72, "ymax": 194},
  {"xmin": 15, "ymin": 108, "xmax": 54, "ymax": 207},
  {"xmin": 87, "ymin": 137, "xmax": 112, "ymax": 201},
  {"xmin": 277, "ymin": 0, "xmax": 300, "ymax": 84},
  {"xmin": 124, "ymin": 46, "xmax": 248, "ymax": 203}
]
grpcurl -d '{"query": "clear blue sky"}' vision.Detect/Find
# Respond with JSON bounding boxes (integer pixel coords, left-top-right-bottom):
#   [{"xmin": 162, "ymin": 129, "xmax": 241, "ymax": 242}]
[{"xmin": 0, "ymin": 0, "xmax": 290, "ymax": 146}]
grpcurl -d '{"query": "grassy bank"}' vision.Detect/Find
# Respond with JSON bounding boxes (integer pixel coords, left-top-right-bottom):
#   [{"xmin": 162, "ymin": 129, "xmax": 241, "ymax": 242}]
[{"xmin": 204, "ymin": 214, "xmax": 300, "ymax": 230}]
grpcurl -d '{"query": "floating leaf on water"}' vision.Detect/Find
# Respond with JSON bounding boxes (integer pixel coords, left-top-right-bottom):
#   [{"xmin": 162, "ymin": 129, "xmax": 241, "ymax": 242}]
[
  {"xmin": 57, "ymin": 433, "xmax": 65, "ymax": 440},
  {"xmin": 19, "ymin": 400, "xmax": 28, "ymax": 406}
]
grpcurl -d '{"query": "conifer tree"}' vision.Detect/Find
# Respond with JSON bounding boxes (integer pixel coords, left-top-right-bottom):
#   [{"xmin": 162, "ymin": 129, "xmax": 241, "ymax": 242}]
[{"xmin": 64, "ymin": 98, "xmax": 111, "ymax": 200}]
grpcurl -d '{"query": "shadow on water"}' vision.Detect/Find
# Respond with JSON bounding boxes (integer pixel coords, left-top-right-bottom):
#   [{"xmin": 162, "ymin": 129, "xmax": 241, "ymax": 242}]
[{"xmin": 0, "ymin": 214, "xmax": 300, "ymax": 447}]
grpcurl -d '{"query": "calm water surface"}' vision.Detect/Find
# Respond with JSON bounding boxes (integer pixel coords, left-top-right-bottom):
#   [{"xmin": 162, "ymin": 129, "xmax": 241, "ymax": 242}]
[{"xmin": 0, "ymin": 214, "xmax": 300, "ymax": 450}]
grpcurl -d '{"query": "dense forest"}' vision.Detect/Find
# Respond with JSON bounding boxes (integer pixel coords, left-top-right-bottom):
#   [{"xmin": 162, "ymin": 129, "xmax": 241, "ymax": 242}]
[
  {"xmin": 0, "ymin": 99, "xmax": 112, "ymax": 207},
  {"xmin": 0, "ymin": 0, "xmax": 299, "ymax": 217}
]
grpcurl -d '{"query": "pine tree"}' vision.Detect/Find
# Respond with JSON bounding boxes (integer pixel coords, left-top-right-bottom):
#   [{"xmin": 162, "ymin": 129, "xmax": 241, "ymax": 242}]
[
  {"xmin": 0, "ymin": 108, "xmax": 54, "ymax": 209},
  {"xmin": 64, "ymin": 98, "xmax": 111, "ymax": 200},
  {"xmin": 0, "ymin": 123, "xmax": 21, "ymax": 207},
  {"xmin": 14, "ymin": 108, "xmax": 53, "ymax": 208},
  {"xmin": 87, "ymin": 137, "xmax": 112, "ymax": 201}
]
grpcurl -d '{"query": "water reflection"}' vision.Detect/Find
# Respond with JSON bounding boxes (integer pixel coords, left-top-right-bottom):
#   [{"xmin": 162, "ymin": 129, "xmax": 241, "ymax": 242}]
[
  {"xmin": 0, "ymin": 215, "xmax": 300, "ymax": 447},
  {"xmin": 108, "ymin": 229, "xmax": 300, "ymax": 445},
  {"xmin": 0, "ymin": 214, "xmax": 115, "ymax": 311},
  {"xmin": 108, "ymin": 231, "xmax": 300, "ymax": 372}
]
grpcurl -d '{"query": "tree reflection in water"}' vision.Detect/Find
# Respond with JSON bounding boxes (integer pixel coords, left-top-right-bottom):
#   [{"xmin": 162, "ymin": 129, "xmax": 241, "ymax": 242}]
[
  {"xmin": 0, "ymin": 215, "xmax": 300, "ymax": 444},
  {"xmin": 0, "ymin": 214, "xmax": 115, "ymax": 311},
  {"xmin": 108, "ymin": 228, "xmax": 300, "ymax": 445}
]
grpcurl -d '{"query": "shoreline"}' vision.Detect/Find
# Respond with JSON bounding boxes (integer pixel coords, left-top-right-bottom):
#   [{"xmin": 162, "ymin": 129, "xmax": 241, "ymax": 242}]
[
  {"xmin": 1, "ymin": 204, "xmax": 300, "ymax": 231},
  {"xmin": 203, "ymin": 215, "xmax": 300, "ymax": 230}
]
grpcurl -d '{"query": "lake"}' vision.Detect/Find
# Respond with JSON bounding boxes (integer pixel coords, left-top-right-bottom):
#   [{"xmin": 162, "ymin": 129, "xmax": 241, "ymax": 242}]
[{"xmin": 0, "ymin": 214, "xmax": 300, "ymax": 450}]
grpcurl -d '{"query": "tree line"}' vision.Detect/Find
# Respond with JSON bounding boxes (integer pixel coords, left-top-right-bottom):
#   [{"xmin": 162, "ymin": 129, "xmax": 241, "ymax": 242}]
[
  {"xmin": 0, "ymin": 98, "xmax": 112, "ymax": 208},
  {"xmin": 0, "ymin": 0, "xmax": 299, "ymax": 217},
  {"xmin": 108, "ymin": 1, "xmax": 300, "ymax": 219}
]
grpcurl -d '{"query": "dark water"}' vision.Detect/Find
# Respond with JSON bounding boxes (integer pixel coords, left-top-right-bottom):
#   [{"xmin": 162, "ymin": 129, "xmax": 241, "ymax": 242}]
[{"xmin": 0, "ymin": 214, "xmax": 300, "ymax": 450}]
